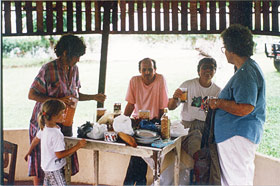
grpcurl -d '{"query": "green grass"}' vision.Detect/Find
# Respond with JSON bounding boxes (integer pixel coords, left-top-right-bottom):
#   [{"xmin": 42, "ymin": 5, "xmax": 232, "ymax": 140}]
[
  {"xmin": 3, "ymin": 35, "xmax": 280, "ymax": 158},
  {"xmin": 3, "ymin": 56, "xmax": 50, "ymax": 68},
  {"xmin": 257, "ymin": 72, "xmax": 280, "ymax": 158}
]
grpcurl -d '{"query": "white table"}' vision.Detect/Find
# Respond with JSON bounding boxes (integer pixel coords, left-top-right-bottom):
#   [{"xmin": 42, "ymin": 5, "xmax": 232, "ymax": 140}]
[{"xmin": 64, "ymin": 135, "xmax": 183, "ymax": 186}]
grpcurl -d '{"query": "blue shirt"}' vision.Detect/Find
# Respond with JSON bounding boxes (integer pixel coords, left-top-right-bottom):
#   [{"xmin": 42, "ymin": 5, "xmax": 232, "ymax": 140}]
[{"xmin": 214, "ymin": 58, "xmax": 266, "ymax": 144}]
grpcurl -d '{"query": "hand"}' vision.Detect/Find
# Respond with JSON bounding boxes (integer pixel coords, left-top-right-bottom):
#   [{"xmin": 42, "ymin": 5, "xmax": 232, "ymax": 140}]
[
  {"xmin": 172, "ymin": 88, "xmax": 183, "ymax": 100},
  {"xmin": 24, "ymin": 154, "xmax": 29, "ymax": 162},
  {"xmin": 77, "ymin": 139, "xmax": 87, "ymax": 148},
  {"xmin": 208, "ymin": 97, "xmax": 219, "ymax": 110},
  {"xmin": 94, "ymin": 93, "xmax": 106, "ymax": 103},
  {"xmin": 60, "ymin": 96, "xmax": 78, "ymax": 107}
]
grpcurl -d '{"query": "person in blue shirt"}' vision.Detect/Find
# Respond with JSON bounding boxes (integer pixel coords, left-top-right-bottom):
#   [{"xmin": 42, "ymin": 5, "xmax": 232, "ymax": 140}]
[{"xmin": 208, "ymin": 24, "xmax": 266, "ymax": 185}]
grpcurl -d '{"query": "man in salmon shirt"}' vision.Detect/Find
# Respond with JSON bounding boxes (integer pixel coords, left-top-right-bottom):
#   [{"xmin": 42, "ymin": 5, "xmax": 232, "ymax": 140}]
[{"xmin": 123, "ymin": 57, "xmax": 169, "ymax": 185}]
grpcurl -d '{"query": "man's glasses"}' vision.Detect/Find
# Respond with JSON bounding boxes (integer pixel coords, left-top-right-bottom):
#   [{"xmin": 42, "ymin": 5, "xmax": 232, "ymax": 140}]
[{"xmin": 221, "ymin": 47, "xmax": 226, "ymax": 53}]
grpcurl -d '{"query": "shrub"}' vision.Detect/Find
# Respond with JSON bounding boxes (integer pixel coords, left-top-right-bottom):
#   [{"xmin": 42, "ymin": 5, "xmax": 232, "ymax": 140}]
[{"xmin": 2, "ymin": 36, "xmax": 54, "ymax": 57}]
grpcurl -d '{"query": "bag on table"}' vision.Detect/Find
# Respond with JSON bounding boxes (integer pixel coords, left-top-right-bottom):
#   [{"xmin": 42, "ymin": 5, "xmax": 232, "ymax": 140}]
[{"xmin": 77, "ymin": 121, "xmax": 93, "ymax": 138}]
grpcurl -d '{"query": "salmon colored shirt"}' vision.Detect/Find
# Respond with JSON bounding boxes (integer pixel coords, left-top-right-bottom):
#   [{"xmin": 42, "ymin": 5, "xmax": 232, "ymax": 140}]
[{"xmin": 125, "ymin": 74, "xmax": 169, "ymax": 119}]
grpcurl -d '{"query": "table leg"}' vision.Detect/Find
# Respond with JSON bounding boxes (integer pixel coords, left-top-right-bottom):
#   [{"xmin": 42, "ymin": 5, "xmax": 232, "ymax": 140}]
[
  {"xmin": 152, "ymin": 151, "xmax": 161, "ymax": 186},
  {"xmin": 174, "ymin": 138, "xmax": 182, "ymax": 186},
  {"xmin": 93, "ymin": 150, "xmax": 99, "ymax": 185},
  {"xmin": 64, "ymin": 143, "xmax": 73, "ymax": 185}
]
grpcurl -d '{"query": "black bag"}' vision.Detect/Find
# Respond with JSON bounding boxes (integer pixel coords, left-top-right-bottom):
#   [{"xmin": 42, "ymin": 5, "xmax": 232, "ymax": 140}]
[
  {"xmin": 193, "ymin": 147, "xmax": 211, "ymax": 184},
  {"xmin": 192, "ymin": 108, "xmax": 221, "ymax": 185},
  {"xmin": 77, "ymin": 121, "xmax": 93, "ymax": 138}
]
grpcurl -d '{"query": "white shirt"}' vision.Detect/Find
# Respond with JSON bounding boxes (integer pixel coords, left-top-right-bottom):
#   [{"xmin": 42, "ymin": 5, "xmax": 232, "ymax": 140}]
[
  {"xmin": 36, "ymin": 126, "xmax": 66, "ymax": 171},
  {"xmin": 178, "ymin": 78, "xmax": 221, "ymax": 121}
]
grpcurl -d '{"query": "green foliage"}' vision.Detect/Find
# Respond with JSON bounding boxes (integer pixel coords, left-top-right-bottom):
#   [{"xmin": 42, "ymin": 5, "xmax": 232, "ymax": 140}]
[
  {"xmin": 2, "ymin": 39, "xmax": 16, "ymax": 54},
  {"xmin": 2, "ymin": 36, "xmax": 52, "ymax": 57},
  {"xmin": 3, "ymin": 35, "xmax": 96, "ymax": 59},
  {"xmin": 257, "ymin": 72, "xmax": 280, "ymax": 158}
]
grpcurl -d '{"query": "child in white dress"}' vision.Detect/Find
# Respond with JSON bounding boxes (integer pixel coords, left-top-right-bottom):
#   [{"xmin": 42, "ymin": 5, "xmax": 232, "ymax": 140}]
[{"xmin": 25, "ymin": 99, "xmax": 86, "ymax": 186}]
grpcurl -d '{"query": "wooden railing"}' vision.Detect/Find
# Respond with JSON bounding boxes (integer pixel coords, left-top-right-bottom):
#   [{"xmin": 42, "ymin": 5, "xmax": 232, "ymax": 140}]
[{"xmin": 2, "ymin": 1, "xmax": 280, "ymax": 36}]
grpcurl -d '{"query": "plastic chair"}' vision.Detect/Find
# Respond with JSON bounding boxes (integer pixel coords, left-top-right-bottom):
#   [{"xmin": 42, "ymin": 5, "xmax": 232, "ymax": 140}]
[{"xmin": 3, "ymin": 140, "xmax": 18, "ymax": 185}]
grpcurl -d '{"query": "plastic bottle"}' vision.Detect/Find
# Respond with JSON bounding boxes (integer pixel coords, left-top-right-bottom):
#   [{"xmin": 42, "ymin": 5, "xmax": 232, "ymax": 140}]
[
  {"xmin": 161, "ymin": 108, "xmax": 170, "ymax": 140},
  {"xmin": 113, "ymin": 103, "xmax": 122, "ymax": 118},
  {"xmin": 62, "ymin": 97, "xmax": 78, "ymax": 126}
]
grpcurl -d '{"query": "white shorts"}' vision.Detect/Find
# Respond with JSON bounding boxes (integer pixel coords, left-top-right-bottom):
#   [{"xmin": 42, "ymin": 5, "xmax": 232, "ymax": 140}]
[{"xmin": 217, "ymin": 136, "xmax": 258, "ymax": 186}]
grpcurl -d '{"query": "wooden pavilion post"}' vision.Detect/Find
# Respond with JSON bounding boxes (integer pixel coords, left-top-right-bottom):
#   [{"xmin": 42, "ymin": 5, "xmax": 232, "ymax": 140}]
[
  {"xmin": 97, "ymin": 2, "xmax": 112, "ymax": 108},
  {"xmin": 229, "ymin": 1, "xmax": 252, "ymax": 29},
  {"xmin": 0, "ymin": 76, "xmax": 3, "ymax": 185},
  {"xmin": 0, "ymin": 20, "xmax": 3, "ymax": 184}
]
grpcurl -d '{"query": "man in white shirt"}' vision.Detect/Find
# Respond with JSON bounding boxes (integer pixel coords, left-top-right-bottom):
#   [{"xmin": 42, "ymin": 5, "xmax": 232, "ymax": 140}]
[{"xmin": 168, "ymin": 57, "xmax": 221, "ymax": 156}]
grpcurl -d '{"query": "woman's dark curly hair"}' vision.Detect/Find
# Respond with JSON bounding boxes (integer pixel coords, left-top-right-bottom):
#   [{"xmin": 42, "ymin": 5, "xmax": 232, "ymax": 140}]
[
  {"xmin": 54, "ymin": 34, "xmax": 86, "ymax": 58},
  {"xmin": 221, "ymin": 24, "xmax": 254, "ymax": 57}
]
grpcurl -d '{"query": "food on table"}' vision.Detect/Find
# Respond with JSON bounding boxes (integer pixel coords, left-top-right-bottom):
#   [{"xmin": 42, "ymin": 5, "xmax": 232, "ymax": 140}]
[
  {"xmin": 96, "ymin": 108, "xmax": 106, "ymax": 122},
  {"xmin": 118, "ymin": 132, "xmax": 137, "ymax": 148},
  {"xmin": 139, "ymin": 110, "xmax": 150, "ymax": 120}
]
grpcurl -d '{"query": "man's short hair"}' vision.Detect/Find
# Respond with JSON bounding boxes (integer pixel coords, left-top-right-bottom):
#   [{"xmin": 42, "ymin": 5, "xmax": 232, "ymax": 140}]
[
  {"xmin": 138, "ymin": 58, "xmax": 157, "ymax": 71},
  {"xmin": 221, "ymin": 24, "xmax": 254, "ymax": 57},
  {"xmin": 197, "ymin": 57, "xmax": 217, "ymax": 73}
]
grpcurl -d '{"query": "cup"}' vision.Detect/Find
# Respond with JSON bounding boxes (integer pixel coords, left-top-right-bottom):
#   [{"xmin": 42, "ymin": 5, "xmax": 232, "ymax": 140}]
[
  {"xmin": 139, "ymin": 110, "xmax": 150, "ymax": 120},
  {"xmin": 180, "ymin": 88, "xmax": 188, "ymax": 102},
  {"xmin": 96, "ymin": 108, "xmax": 106, "ymax": 122},
  {"xmin": 62, "ymin": 97, "xmax": 78, "ymax": 127}
]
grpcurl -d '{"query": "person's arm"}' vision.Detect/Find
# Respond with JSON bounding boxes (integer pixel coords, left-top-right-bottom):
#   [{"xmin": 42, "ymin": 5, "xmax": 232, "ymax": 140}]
[
  {"xmin": 124, "ymin": 102, "xmax": 135, "ymax": 117},
  {"xmin": 28, "ymin": 88, "xmax": 76, "ymax": 106},
  {"xmin": 168, "ymin": 98, "xmax": 179, "ymax": 110},
  {"xmin": 78, "ymin": 92, "xmax": 106, "ymax": 103},
  {"xmin": 209, "ymin": 98, "xmax": 254, "ymax": 116},
  {"xmin": 168, "ymin": 88, "xmax": 183, "ymax": 110},
  {"xmin": 28, "ymin": 88, "xmax": 51, "ymax": 103},
  {"xmin": 24, "ymin": 137, "xmax": 40, "ymax": 161},
  {"xmin": 55, "ymin": 139, "xmax": 86, "ymax": 159},
  {"xmin": 158, "ymin": 109, "xmax": 164, "ymax": 118}
]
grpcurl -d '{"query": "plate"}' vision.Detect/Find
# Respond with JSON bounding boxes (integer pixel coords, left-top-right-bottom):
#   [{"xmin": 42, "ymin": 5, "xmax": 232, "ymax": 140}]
[
  {"xmin": 135, "ymin": 138, "xmax": 159, "ymax": 144},
  {"xmin": 135, "ymin": 135, "xmax": 160, "ymax": 145},
  {"xmin": 135, "ymin": 136, "xmax": 160, "ymax": 141},
  {"xmin": 136, "ymin": 140, "xmax": 154, "ymax": 145},
  {"xmin": 135, "ymin": 129, "xmax": 159, "ymax": 139}
]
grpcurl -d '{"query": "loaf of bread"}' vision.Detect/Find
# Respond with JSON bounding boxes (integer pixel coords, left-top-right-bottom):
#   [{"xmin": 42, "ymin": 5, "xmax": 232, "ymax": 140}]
[{"xmin": 118, "ymin": 132, "xmax": 137, "ymax": 148}]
